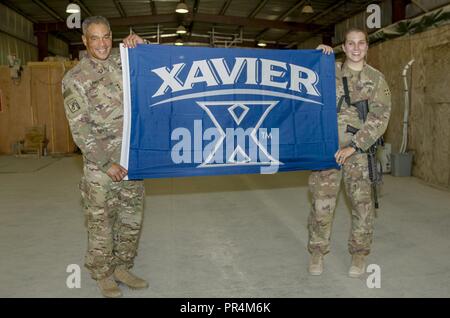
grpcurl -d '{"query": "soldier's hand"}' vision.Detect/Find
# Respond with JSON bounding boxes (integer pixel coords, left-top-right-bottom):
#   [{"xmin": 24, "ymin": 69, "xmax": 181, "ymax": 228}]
[
  {"xmin": 107, "ymin": 163, "xmax": 128, "ymax": 182},
  {"xmin": 123, "ymin": 33, "xmax": 145, "ymax": 48},
  {"xmin": 335, "ymin": 147, "xmax": 356, "ymax": 165},
  {"xmin": 316, "ymin": 44, "xmax": 333, "ymax": 55}
]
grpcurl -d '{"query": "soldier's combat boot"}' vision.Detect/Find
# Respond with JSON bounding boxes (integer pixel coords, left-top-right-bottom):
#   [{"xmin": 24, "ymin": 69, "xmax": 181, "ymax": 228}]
[
  {"xmin": 114, "ymin": 268, "xmax": 149, "ymax": 289},
  {"xmin": 348, "ymin": 254, "xmax": 366, "ymax": 278},
  {"xmin": 97, "ymin": 275, "xmax": 122, "ymax": 298},
  {"xmin": 308, "ymin": 251, "xmax": 324, "ymax": 276}
]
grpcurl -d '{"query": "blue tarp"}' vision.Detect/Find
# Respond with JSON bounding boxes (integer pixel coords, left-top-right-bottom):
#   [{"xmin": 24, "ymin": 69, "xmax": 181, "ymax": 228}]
[{"xmin": 120, "ymin": 44, "xmax": 338, "ymax": 179}]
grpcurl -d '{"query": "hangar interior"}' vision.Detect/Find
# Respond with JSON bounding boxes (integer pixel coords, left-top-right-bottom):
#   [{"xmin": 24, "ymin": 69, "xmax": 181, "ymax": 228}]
[{"xmin": 0, "ymin": 0, "xmax": 449, "ymax": 298}]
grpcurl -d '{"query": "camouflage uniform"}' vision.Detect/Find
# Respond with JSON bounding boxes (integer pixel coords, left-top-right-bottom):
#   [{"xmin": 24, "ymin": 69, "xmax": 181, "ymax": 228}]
[
  {"xmin": 62, "ymin": 53, "xmax": 145, "ymax": 280},
  {"xmin": 308, "ymin": 62, "xmax": 391, "ymax": 256}
]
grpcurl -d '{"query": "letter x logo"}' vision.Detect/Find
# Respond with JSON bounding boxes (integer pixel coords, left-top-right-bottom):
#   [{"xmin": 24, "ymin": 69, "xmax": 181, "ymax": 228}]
[{"xmin": 196, "ymin": 100, "xmax": 281, "ymax": 167}]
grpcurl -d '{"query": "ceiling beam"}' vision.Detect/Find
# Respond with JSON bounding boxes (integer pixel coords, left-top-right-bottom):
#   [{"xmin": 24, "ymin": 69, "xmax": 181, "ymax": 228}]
[
  {"xmin": 276, "ymin": 0, "xmax": 347, "ymax": 43},
  {"xmin": 392, "ymin": 0, "xmax": 407, "ymax": 22},
  {"xmin": 193, "ymin": 0, "xmax": 200, "ymax": 15},
  {"xmin": 188, "ymin": 0, "xmax": 200, "ymax": 40},
  {"xmin": 248, "ymin": 0, "xmax": 269, "ymax": 18},
  {"xmin": 35, "ymin": 13, "xmax": 320, "ymax": 34},
  {"xmin": 109, "ymin": 14, "xmax": 178, "ymax": 26},
  {"xmin": 278, "ymin": 0, "xmax": 307, "ymax": 21},
  {"xmin": 74, "ymin": 0, "xmax": 92, "ymax": 17},
  {"xmin": 34, "ymin": 23, "xmax": 83, "ymax": 37},
  {"xmin": 70, "ymin": 34, "xmax": 285, "ymax": 49},
  {"xmin": 32, "ymin": 0, "xmax": 64, "ymax": 22},
  {"xmin": 113, "ymin": 0, "xmax": 126, "ymax": 18},
  {"xmin": 34, "ymin": 22, "xmax": 69, "ymax": 33},
  {"xmin": 230, "ymin": 0, "xmax": 269, "ymax": 44},
  {"xmin": 191, "ymin": 13, "xmax": 318, "ymax": 31},
  {"xmin": 149, "ymin": 0, "xmax": 156, "ymax": 15},
  {"xmin": 330, "ymin": 0, "xmax": 383, "ymax": 28},
  {"xmin": 218, "ymin": 0, "xmax": 232, "ymax": 15},
  {"xmin": 305, "ymin": 0, "xmax": 347, "ymax": 23},
  {"xmin": 255, "ymin": 0, "xmax": 307, "ymax": 41},
  {"xmin": 69, "ymin": 13, "xmax": 320, "ymax": 31}
]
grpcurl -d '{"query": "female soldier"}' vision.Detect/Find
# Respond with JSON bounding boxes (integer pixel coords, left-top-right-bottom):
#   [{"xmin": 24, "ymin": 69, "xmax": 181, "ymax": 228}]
[{"xmin": 309, "ymin": 28, "xmax": 391, "ymax": 277}]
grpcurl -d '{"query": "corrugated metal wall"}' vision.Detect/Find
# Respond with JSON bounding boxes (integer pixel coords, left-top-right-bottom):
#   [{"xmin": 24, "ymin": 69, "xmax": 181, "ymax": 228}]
[
  {"xmin": 48, "ymin": 34, "xmax": 69, "ymax": 57},
  {"xmin": 0, "ymin": 32, "xmax": 38, "ymax": 65},
  {"xmin": 0, "ymin": 4, "xmax": 69, "ymax": 65},
  {"xmin": 0, "ymin": 3, "xmax": 38, "ymax": 65}
]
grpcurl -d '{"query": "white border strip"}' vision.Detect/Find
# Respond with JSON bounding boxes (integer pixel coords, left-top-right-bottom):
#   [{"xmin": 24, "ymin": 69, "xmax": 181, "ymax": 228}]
[{"xmin": 120, "ymin": 44, "xmax": 131, "ymax": 179}]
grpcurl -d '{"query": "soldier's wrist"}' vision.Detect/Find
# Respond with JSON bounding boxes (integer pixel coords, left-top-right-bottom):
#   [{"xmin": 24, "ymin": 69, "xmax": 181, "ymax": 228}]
[
  {"xmin": 102, "ymin": 161, "xmax": 114, "ymax": 173},
  {"xmin": 349, "ymin": 140, "xmax": 360, "ymax": 152}
]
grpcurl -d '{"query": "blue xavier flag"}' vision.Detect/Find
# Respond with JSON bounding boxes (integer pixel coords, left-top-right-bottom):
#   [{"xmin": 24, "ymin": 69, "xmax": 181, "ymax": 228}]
[{"xmin": 120, "ymin": 44, "xmax": 338, "ymax": 179}]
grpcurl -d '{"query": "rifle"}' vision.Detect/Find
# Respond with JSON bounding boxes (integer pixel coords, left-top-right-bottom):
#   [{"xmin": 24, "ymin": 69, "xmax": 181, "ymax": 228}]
[
  {"xmin": 345, "ymin": 100, "xmax": 384, "ymax": 210},
  {"xmin": 339, "ymin": 77, "xmax": 384, "ymax": 210}
]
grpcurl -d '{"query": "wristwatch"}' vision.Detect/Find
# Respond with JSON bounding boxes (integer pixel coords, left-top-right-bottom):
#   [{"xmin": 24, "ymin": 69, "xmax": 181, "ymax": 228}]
[{"xmin": 349, "ymin": 140, "xmax": 360, "ymax": 151}]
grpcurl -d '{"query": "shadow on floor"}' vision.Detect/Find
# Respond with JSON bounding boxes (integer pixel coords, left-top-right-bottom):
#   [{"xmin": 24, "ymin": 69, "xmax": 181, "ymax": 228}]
[{"xmin": 144, "ymin": 170, "xmax": 311, "ymax": 196}]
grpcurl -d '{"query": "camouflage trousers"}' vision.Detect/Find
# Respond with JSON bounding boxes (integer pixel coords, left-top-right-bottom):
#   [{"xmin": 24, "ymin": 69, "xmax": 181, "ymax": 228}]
[
  {"xmin": 308, "ymin": 153, "xmax": 374, "ymax": 256},
  {"xmin": 80, "ymin": 162, "xmax": 145, "ymax": 280}
]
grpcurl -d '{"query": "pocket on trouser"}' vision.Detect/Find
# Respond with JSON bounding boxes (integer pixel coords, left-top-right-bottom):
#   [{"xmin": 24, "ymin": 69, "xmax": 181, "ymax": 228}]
[
  {"xmin": 114, "ymin": 180, "xmax": 145, "ymax": 211},
  {"xmin": 343, "ymin": 154, "xmax": 372, "ymax": 205}
]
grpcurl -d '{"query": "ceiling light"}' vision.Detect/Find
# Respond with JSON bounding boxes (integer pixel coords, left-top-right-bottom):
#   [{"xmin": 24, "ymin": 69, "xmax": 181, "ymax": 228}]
[
  {"xmin": 174, "ymin": 38, "xmax": 184, "ymax": 46},
  {"xmin": 175, "ymin": 2, "xmax": 189, "ymax": 14},
  {"xmin": 257, "ymin": 41, "xmax": 267, "ymax": 47},
  {"xmin": 176, "ymin": 25, "xmax": 187, "ymax": 34},
  {"xmin": 302, "ymin": 2, "xmax": 314, "ymax": 14},
  {"xmin": 66, "ymin": 3, "xmax": 80, "ymax": 14}
]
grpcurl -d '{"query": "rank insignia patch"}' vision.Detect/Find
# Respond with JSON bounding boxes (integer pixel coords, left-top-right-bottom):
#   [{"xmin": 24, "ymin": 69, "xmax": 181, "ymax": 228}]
[{"xmin": 68, "ymin": 98, "xmax": 81, "ymax": 113}]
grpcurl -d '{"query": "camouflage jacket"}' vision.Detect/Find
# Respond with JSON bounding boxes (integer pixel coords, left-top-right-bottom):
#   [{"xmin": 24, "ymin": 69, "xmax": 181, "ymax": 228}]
[
  {"xmin": 335, "ymin": 62, "xmax": 391, "ymax": 151},
  {"xmin": 62, "ymin": 53, "xmax": 123, "ymax": 172}
]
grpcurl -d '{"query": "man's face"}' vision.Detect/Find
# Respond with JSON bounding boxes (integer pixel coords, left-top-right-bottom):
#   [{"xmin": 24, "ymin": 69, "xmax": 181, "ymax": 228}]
[
  {"xmin": 342, "ymin": 31, "xmax": 368, "ymax": 64},
  {"xmin": 82, "ymin": 23, "xmax": 112, "ymax": 61}
]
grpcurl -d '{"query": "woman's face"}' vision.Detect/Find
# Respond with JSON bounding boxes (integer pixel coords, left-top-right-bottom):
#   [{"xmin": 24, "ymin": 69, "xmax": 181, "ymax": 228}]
[{"xmin": 342, "ymin": 31, "xmax": 368, "ymax": 64}]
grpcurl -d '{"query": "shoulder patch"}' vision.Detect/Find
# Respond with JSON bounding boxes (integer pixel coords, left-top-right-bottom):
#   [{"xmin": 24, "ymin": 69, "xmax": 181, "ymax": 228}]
[
  {"xmin": 67, "ymin": 98, "xmax": 81, "ymax": 113},
  {"xmin": 366, "ymin": 64, "xmax": 383, "ymax": 78}
]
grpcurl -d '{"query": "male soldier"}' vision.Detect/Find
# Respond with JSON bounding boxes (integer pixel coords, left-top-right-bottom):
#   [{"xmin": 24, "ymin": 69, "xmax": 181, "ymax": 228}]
[
  {"xmin": 308, "ymin": 28, "xmax": 391, "ymax": 277},
  {"xmin": 62, "ymin": 16, "xmax": 148, "ymax": 297}
]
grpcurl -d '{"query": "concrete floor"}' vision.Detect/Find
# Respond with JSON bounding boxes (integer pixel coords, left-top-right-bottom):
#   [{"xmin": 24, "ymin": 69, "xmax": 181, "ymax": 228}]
[{"xmin": 0, "ymin": 155, "xmax": 449, "ymax": 298}]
